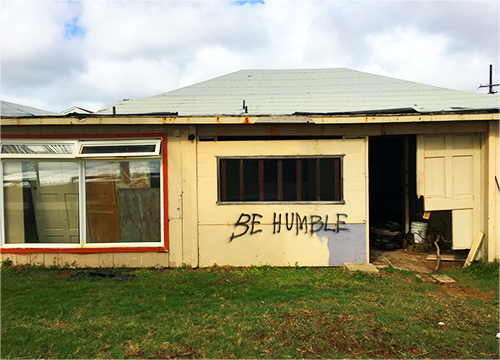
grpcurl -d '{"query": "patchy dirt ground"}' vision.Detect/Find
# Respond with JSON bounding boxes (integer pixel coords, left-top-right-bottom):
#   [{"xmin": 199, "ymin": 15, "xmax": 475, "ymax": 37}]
[
  {"xmin": 370, "ymin": 246, "xmax": 466, "ymax": 273},
  {"xmin": 425, "ymin": 283, "xmax": 496, "ymax": 301}
]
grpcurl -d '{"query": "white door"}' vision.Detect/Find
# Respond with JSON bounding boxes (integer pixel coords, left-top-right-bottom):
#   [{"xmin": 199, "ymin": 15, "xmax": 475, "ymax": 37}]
[
  {"xmin": 417, "ymin": 133, "xmax": 482, "ymax": 249},
  {"xmin": 30, "ymin": 163, "xmax": 79, "ymax": 243}
]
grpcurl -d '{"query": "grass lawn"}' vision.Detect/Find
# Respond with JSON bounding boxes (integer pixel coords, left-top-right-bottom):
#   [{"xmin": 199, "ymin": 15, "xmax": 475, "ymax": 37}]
[{"xmin": 1, "ymin": 260, "xmax": 498, "ymax": 359}]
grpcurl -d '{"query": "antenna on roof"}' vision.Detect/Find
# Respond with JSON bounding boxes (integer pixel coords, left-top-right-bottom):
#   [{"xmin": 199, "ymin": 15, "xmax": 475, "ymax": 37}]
[{"xmin": 478, "ymin": 64, "xmax": 499, "ymax": 94}]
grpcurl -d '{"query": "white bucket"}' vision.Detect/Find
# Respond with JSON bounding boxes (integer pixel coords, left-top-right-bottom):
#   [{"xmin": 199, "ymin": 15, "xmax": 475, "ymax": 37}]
[{"xmin": 411, "ymin": 221, "xmax": 428, "ymax": 244}]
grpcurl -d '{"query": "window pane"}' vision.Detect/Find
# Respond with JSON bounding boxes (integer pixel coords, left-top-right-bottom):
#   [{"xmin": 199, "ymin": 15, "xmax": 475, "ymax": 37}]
[
  {"xmin": 218, "ymin": 157, "xmax": 342, "ymax": 203},
  {"xmin": 301, "ymin": 159, "xmax": 317, "ymax": 201},
  {"xmin": 81, "ymin": 144, "xmax": 156, "ymax": 154},
  {"xmin": 243, "ymin": 160, "xmax": 260, "ymax": 201},
  {"xmin": 222, "ymin": 159, "xmax": 240, "ymax": 201},
  {"xmin": 2, "ymin": 144, "xmax": 73, "ymax": 155},
  {"xmin": 85, "ymin": 160, "xmax": 161, "ymax": 243},
  {"xmin": 3, "ymin": 162, "xmax": 79, "ymax": 244},
  {"xmin": 320, "ymin": 158, "xmax": 336, "ymax": 201},
  {"xmin": 263, "ymin": 160, "xmax": 278, "ymax": 201},
  {"xmin": 282, "ymin": 159, "xmax": 297, "ymax": 201}
]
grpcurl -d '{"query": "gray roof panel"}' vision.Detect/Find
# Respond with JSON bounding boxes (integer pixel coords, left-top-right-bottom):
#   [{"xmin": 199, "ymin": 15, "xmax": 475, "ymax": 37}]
[
  {"xmin": 96, "ymin": 68, "xmax": 499, "ymax": 116},
  {"xmin": 1, "ymin": 100, "xmax": 61, "ymax": 117}
]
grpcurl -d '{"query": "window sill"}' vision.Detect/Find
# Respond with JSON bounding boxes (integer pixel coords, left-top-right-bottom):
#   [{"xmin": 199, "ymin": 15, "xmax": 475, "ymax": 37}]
[{"xmin": 0, "ymin": 246, "xmax": 169, "ymax": 254}]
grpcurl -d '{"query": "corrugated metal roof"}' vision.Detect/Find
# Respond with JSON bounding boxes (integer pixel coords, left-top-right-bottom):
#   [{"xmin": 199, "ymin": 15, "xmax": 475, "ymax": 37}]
[
  {"xmin": 1, "ymin": 100, "xmax": 61, "ymax": 117},
  {"xmin": 96, "ymin": 68, "xmax": 499, "ymax": 116}
]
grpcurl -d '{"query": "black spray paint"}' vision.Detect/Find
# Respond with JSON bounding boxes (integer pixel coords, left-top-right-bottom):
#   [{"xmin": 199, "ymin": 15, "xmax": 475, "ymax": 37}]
[{"xmin": 230, "ymin": 212, "xmax": 348, "ymax": 242}]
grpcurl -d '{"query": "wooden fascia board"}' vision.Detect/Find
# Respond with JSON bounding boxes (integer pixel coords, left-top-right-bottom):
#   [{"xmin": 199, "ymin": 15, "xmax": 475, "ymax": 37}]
[{"xmin": 1, "ymin": 113, "xmax": 498, "ymax": 126}]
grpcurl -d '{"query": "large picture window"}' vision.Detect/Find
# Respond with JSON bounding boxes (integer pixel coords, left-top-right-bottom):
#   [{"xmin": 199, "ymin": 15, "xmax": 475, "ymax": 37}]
[
  {"xmin": 1, "ymin": 137, "xmax": 165, "ymax": 249},
  {"xmin": 218, "ymin": 157, "xmax": 343, "ymax": 203}
]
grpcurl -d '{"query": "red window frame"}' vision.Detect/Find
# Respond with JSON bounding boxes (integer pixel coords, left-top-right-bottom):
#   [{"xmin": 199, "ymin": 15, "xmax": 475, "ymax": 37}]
[{"xmin": 0, "ymin": 132, "xmax": 169, "ymax": 254}]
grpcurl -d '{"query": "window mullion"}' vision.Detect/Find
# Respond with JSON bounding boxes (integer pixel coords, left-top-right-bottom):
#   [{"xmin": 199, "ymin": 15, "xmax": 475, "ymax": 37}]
[
  {"xmin": 259, "ymin": 160, "xmax": 264, "ymax": 201},
  {"xmin": 79, "ymin": 160, "xmax": 87, "ymax": 246},
  {"xmin": 316, "ymin": 159, "xmax": 321, "ymax": 201},
  {"xmin": 0, "ymin": 161, "xmax": 4, "ymax": 246},
  {"xmin": 239, "ymin": 159, "xmax": 244, "ymax": 201}
]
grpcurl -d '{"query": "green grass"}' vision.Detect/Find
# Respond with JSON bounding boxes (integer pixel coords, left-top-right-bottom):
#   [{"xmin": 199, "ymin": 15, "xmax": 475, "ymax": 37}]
[{"xmin": 1, "ymin": 262, "xmax": 498, "ymax": 359}]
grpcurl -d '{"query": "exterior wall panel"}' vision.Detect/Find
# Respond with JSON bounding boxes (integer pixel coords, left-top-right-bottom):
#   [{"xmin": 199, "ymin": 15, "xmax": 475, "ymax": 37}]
[
  {"xmin": 487, "ymin": 121, "xmax": 499, "ymax": 261},
  {"xmin": 197, "ymin": 138, "xmax": 368, "ymax": 267}
]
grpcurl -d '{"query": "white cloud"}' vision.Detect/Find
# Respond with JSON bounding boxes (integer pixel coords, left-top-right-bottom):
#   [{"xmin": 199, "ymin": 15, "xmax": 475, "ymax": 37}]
[{"xmin": 1, "ymin": 0, "xmax": 498, "ymax": 112}]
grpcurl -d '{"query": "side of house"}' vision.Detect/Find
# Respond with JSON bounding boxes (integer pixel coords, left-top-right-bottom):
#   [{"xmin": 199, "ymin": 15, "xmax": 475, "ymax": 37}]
[
  {"xmin": 1, "ymin": 115, "xmax": 498, "ymax": 268},
  {"xmin": 1, "ymin": 68, "xmax": 498, "ymax": 267}
]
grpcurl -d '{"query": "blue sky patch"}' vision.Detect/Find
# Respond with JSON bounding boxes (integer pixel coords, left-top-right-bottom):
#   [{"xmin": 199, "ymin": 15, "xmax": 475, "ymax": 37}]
[
  {"xmin": 64, "ymin": 17, "xmax": 85, "ymax": 39},
  {"xmin": 233, "ymin": 1, "xmax": 265, "ymax": 5}
]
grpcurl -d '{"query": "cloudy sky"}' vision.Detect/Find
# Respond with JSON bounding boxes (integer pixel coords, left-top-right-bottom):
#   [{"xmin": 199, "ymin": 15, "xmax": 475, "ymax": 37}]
[{"xmin": 1, "ymin": 0, "xmax": 499, "ymax": 113}]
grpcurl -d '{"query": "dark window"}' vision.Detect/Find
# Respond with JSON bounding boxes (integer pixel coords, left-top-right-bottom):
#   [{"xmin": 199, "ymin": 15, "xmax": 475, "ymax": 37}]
[
  {"xmin": 219, "ymin": 157, "xmax": 343, "ymax": 203},
  {"xmin": 81, "ymin": 144, "xmax": 156, "ymax": 154}
]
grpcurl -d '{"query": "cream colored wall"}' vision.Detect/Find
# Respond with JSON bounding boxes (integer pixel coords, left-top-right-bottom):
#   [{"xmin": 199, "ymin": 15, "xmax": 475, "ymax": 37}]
[
  {"xmin": 487, "ymin": 121, "xmax": 499, "ymax": 261},
  {"xmin": 166, "ymin": 125, "xmax": 199, "ymax": 268},
  {"xmin": 196, "ymin": 138, "xmax": 368, "ymax": 267}
]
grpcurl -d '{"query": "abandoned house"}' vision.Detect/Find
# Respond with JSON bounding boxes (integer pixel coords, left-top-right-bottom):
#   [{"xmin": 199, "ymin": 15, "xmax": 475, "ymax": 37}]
[{"xmin": 1, "ymin": 68, "xmax": 499, "ymax": 268}]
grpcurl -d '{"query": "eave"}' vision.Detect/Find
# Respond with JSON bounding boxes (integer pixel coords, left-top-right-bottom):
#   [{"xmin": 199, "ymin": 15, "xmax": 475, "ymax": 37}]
[{"xmin": 1, "ymin": 111, "xmax": 498, "ymax": 126}]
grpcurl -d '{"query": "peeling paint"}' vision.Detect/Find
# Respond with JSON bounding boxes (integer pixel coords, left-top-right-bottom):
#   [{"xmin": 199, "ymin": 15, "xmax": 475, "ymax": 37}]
[{"xmin": 317, "ymin": 224, "xmax": 367, "ymax": 266}]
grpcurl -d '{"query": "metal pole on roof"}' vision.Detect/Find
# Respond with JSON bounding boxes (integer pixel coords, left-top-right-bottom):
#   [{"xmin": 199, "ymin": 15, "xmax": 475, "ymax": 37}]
[
  {"xmin": 479, "ymin": 64, "xmax": 499, "ymax": 94},
  {"xmin": 489, "ymin": 64, "xmax": 493, "ymax": 93}
]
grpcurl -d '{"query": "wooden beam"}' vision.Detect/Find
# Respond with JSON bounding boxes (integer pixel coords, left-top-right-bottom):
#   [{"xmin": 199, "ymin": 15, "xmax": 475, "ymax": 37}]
[
  {"xmin": 425, "ymin": 254, "xmax": 467, "ymax": 261},
  {"xmin": 464, "ymin": 231, "xmax": 485, "ymax": 267}
]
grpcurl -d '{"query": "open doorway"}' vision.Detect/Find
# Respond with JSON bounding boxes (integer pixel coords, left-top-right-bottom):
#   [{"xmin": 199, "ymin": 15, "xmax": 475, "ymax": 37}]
[
  {"xmin": 370, "ymin": 136, "xmax": 405, "ymax": 226},
  {"xmin": 369, "ymin": 135, "xmax": 423, "ymax": 245},
  {"xmin": 369, "ymin": 134, "xmax": 470, "ymax": 270}
]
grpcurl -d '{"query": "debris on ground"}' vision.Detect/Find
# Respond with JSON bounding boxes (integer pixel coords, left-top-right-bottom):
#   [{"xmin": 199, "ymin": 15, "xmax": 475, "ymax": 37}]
[
  {"xmin": 430, "ymin": 274, "xmax": 456, "ymax": 284},
  {"xmin": 416, "ymin": 274, "xmax": 437, "ymax": 283},
  {"xmin": 370, "ymin": 220, "xmax": 405, "ymax": 250},
  {"xmin": 67, "ymin": 269, "xmax": 137, "ymax": 281}
]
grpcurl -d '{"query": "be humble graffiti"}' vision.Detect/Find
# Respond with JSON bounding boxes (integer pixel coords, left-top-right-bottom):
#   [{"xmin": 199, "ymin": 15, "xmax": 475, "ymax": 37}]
[{"xmin": 230, "ymin": 213, "xmax": 348, "ymax": 242}]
